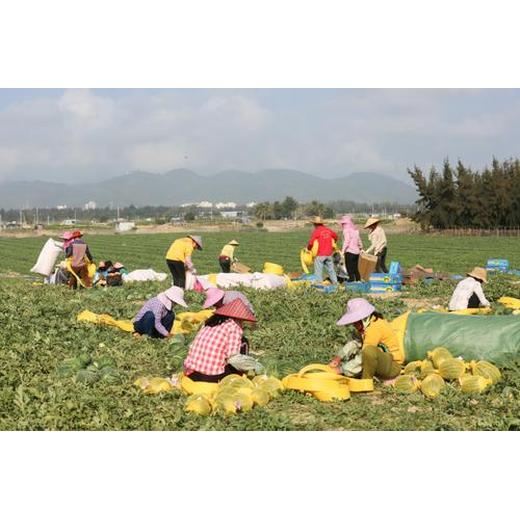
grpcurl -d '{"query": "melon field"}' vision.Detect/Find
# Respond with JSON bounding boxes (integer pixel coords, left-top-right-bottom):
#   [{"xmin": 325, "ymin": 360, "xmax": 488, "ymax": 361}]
[{"xmin": 1, "ymin": 230, "xmax": 520, "ymax": 430}]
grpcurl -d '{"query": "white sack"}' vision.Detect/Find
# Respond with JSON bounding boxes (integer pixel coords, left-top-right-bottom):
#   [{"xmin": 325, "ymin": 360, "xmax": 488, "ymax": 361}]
[{"xmin": 30, "ymin": 238, "xmax": 63, "ymax": 277}]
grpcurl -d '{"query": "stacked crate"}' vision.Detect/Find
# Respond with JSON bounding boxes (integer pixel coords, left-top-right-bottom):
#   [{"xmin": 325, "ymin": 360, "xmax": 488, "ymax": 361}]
[
  {"xmin": 368, "ymin": 261, "xmax": 403, "ymax": 293},
  {"xmin": 486, "ymin": 259, "xmax": 510, "ymax": 273}
]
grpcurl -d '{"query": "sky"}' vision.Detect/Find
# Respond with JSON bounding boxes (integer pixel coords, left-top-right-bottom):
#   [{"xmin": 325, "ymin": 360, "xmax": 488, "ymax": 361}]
[{"xmin": 0, "ymin": 88, "xmax": 519, "ymax": 185}]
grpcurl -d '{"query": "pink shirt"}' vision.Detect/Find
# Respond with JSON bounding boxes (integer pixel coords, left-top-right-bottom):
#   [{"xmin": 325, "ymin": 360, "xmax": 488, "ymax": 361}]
[{"xmin": 341, "ymin": 228, "xmax": 363, "ymax": 255}]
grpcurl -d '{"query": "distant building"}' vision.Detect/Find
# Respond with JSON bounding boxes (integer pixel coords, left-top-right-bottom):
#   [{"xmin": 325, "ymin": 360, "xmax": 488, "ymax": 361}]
[
  {"xmin": 215, "ymin": 202, "xmax": 237, "ymax": 209},
  {"xmin": 220, "ymin": 210, "xmax": 243, "ymax": 219},
  {"xmin": 84, "ymin": 201, "xmax": 97, "ymax": 210},
  {"xmin": 56, "ymin": 205, "xmax": 68, "ymax": 210},
  {"xmin": 197, "ymin": 201, "xmax": 213, "ymax": 208},
  {"xmin": 61, "ymin": 219, "xmax": 77, "ymax": 226},
  {"xmin": 181, "ymin": 202, "xmax": 195, "ymax": 208},
  {"xmin": 246, "ymin": 202, "xmax": 256, "ymax": 208}
]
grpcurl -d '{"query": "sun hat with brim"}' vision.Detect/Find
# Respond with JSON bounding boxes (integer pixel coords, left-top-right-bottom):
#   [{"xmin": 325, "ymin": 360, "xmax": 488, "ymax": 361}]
[
  {"xmin": 467, "ymin": 267, "xmax": 488, "ymax": 283},
  {"xmin": 309, "ymin": 216, "xmax": 324, "ymax": 225},
  {"xmin": 157, "ymin": 286, "xmax": 188, "ymax": 310},
  {"xmin": 336, "ymin": 298, "xmax": 376, "ymax": 326},
  {"xmin": 229, "ymin": 240, "xmax": 240, "ymax": 246},
  {"xmin": 113, "ymin": 262, "xmax": 124, "ymax": 269},
  {"xmin": 202, "ymin": 287, "xmax": 225, "ymax": 309},
  {"xmin": 339, "ymin": 215, "xmax": 354, "ymax": 226},
  {"xmin": 188, "ymin": 235, "xmax": 203, "ymax": 250},
  {"xmin": 363, "ymin": 217, "xmax": 381, "ymax": 229},
  {"xmin": 60, "ymin": 231, "xmax": 74, "ymax": 240},
  {"xmin": 214, "ymin": 298, "xmax": 257, "ymax": 322}
]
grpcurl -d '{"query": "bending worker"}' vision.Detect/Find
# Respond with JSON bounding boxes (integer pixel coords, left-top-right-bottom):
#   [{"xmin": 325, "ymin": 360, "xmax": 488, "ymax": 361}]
[
  {"xmin": 165, "ymin": 235, "xmax": 203, "ymax": 288},
  {"xmin": 64, "ymin": 230, "xmax": 94, "ymax": 288},
  {"xmin": 306, "ymin": 216, "xmax": 339, "ymax": 284},
  {"xmin": 448, "ymin": 266, "xmax": 490, "ymax": 311},
  {"xmin": 133, "ymin": 286, "xmax": 188, "ymax": 339},
  {"xmin": 183, "ymin": 299, "xmax": 256, "ymax": 382},
  {"xmin": 219, "ymin": 239, "xmax": 240, "ymax": 273},
  {"xmin": 364, "ymin": 217, "xmax": 388, "ymax": 273},
  {"xmin": 331, "ymin": 298, "xmax": 404, "ymax": 381}
]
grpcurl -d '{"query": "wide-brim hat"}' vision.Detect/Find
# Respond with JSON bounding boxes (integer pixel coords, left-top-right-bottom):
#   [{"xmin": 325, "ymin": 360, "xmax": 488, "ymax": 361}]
[
  {"xmin": 339, "ymin": 215, "xmax": 353, "ymax": 225},
  {"xmin": 467, "ymin": 267, "xmax": 488, "ymax": 283},
  {"xmin": 214, "ymin": 298, "xmax": 257, "ymax": 322},
  {"xmin": 60, "ymin": 231, "xmax": 74, "ymax": 240},
  {"xmin": 202, "ymin": 287, "xmax": 225, "ymax": 309},
  {"xmin": 309, "ymin": 216, "xmax": 324, "ymax": 225},
  {"xmin": 229, "ymin": 240, "xmax": 240, "ymax": 246},
  {"xmin": 157, "ymin": 286, "xmax": 188, "ymax": 310},
  {"xmin": 188, "ymin": 235, "xmax": 203, "ymax": 249},
  {"xmin": 363, "ymin": 217, "xmax": 381, "ymax": 229},
  {"xmin": 336, "ymin": 298, "xmax": 375, "ymax": 326},
  {"xmin": 113, "ymin": 262, "xmax": 124, "ymax": 269}
]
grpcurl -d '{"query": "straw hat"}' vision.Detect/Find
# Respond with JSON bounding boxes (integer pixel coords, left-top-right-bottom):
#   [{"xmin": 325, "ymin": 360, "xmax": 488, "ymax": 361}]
[
  {"xmin": 228, "ymin": 240, "xmax": 240, "ymax": 246},
  {"xmin": 363, "ymin": 217, "xmax": 381, "ymax": 229},
  {"xmin": 336, "ymin": 298, "xmax": 375, "ymax": 326},
  {"xmin": 467, "ymin": 267, "xmax": 488, "ymax": 283},
  {"xmin": 157, "ymin": 286, "xmax": 188, "ymax": 310},
  {"xmin": 188, "ymin": 235, "xmax": 203, "ymax": 250},
  {"xmin": 202, "ymin": 287, "xmax": 225, "ymax": 309},
  {"xmin": 214, "ymin": 298, "xmax": 257, "ymax": 322},
  {"xmin": 309, "ymin": 216, "xmax": 324, "ymax": 225}
]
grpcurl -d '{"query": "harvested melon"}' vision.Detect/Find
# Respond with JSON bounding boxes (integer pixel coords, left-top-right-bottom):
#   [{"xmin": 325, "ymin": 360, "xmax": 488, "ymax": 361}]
[
  {"xmin": 420, "ymin": 374, "xmax": 445, "ymax": 399},
  {"xmin": 419, "ymin": 360, "xmax": 436, "ymax": 379},
  {"xmin": 251, "ymin": 388, "xmax": 270, "ymax": 406},
  {"xmin": 394, "ymin": 375, "xmax": 420, "ymax": 394},
  {"xmin": 403, "ymin": 360, "xmax": 422, "ymax": 376},
  {"xmin": 460, "ymin": 374, "xmax": 492, "ymax": 394},
  {"xmin": 427, "ymin": 347, "xmax": 453, "ymax": 368},
  {"xmin": 438, "ymin": 358, "xmax": 466, "ymax": 380},
  {"xmin": 185, "ymin": 394, "xmax": 212, "ymax": 416},
  {"xmin": 470, "ymin": 360, "xmax": 501, "ymax": 384}
]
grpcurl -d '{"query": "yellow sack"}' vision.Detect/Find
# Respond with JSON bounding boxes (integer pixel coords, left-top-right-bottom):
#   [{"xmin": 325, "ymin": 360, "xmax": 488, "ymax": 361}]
[
  {"xmin": 180, "ymin": 374, "xmax": 219, "ymax": 397},
  {"xmin": 263, "ymin": 262, "xmax": 284, "ymax": 275},
  {"xmin": 300, "ymin": 249, "xmax": 314, "ymax": 274},
  {"xmin": 172, "ymin": 309, "xmax": 214, "ymax": 335},
  {"xmin": 77, "ymin": 310, "xmax": 134, "ymax": 333},
  {"xmin": 498, "ymin": 296, "xmax": 520, "ymax": 309}
]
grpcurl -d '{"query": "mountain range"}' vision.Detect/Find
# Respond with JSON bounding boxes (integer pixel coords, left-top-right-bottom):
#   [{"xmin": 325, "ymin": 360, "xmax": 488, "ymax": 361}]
[{"xmin": 0, "ymin": 169, "xmax": 417, "ymax": 209}]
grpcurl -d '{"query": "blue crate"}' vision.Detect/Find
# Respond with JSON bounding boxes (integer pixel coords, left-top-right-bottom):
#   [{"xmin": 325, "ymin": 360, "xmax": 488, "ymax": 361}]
[
  {"xmin": 369, "ymin": 273, "xmax": 403, "ymax": 284},
  {"xmin": 507, "ymin": 269, "xmax": 520, "ymax": 277},
  {"xmin": 369, "ymin": 283, "xmax": 402, "ymax": 293},
  {"xmin": 345, "ymin": 281, "xmax": 371, "ymax": 293},
  {"xmin": 486, "ymin": 259, "xmax": 509, "ymax": 271},
  {"xmin": 311, "ymin": 284, "xmax": 339, "ymax": 294},
  {"xmin": 293, "ymin": 273, "xmax": 318, "ymax": 281}
]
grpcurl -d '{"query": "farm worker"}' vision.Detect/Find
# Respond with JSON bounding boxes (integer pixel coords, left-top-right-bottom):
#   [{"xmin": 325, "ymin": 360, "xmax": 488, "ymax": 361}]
[
  {"xmin": 219, "ymin": 239, "xmax": 240, "ymax": 273},
  {"xmin": 339, "ymin": 215, "xmax": 363, "ymax": 282},
  {"xmin": 306, "ymin": 216, "xmax": 339, "ymax": 284},
  {"xmin": 133, "ymin": 286, "xmax": 188, "ymax": 339},
  {"xmin": 202, "ymin": 287, "xmax": 255, "ymax": 315},
  {"xmin": 64, "ymin": 230, "xmax": 94, "ymax": 288},
  {"xmin": 364, "ymin": 217, "xmax": 388, "ymax": 273},
  {"xmin": 183, "ymin": 299, "xmax": 256, "ymax": 382},
  {"xmin": 165, "ymin": 235, "xmax": 203, "ymax": 288},
  {"xmin": 448, "ymin": 267, "xmax": 490, "ymax": 311},
  {"xmin": 331, "ymin": 298, "xmax": 404, "ymax": 381}
]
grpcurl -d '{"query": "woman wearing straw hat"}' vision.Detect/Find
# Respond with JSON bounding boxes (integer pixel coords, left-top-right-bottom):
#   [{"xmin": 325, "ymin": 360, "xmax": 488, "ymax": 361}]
[
  {"xmin": 165, "ymin": 235, "xmax": 203, "ymax": 288},
  {"xmin": 306, "ymin": 216, "xmax": 339, "ymax": 284},
  {"xmin": 339, "ymin": 215, "xmax": 363, "ymax": 282},
  {"xmin": 219, "ymin": 239, "xmax": 240, "ymax": 273},
  {"xmin": 133, "ymin": 286, "xmax": 188, "ymax": 339},
  {"xmin": 183, "ymin": 299, "xmax": 257, "ymax": 382},
  {"xmin": 364, "ymin": 217, "xmax": 388, "ymax": 273},
  {"xmin": 331, "ymin": 298, "xmax": 404, "ymax": 381},
  {"xmin": 448, "ymin": 267, "xmax": 490, "ymax": 311}
]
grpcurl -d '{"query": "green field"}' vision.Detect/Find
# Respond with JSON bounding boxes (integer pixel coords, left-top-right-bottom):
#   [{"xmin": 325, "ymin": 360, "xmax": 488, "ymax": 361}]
[{"xmin": 1, "ymin": 231, "xmax": 520, "ymax": 430}]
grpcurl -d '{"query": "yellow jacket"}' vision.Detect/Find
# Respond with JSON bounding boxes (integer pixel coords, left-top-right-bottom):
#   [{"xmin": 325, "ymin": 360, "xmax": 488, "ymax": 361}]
[
  {"xmin": 363, "ymin": 317, "xmax": 404, "ymax": 364},
  {"xmin": 220, "ymin": 243, "xmax": 237, "ymax": 260},
  {"xmin": 166, "ymin": 237, "xmax": 194, "ymax": 262}
]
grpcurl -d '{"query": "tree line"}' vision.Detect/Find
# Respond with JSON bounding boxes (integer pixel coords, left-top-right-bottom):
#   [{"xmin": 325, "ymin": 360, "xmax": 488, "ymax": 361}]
[{"xmin": 409, "ymin": 157, "xmax": 520, "ymax": 230}]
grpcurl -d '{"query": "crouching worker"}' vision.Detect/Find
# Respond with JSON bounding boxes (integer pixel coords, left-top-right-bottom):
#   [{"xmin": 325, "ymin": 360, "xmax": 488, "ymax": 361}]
[
  {"xmin": 448, "ymin": 267, "xmax": 490, "ymax": 311},
  {"xmin": 183, "ymin": 299, "xmax": 257, "ymax": 382},
  {"xmin": 133, "ymin": 286, "xmax": 188, "ymax": 339},
  {"xmin": 202, "ymin": 287, "xmax": 254, "ymax": 315},
  {"xmin": 331, "ymin": 298, "xmax": 404, "ymax": 381}
]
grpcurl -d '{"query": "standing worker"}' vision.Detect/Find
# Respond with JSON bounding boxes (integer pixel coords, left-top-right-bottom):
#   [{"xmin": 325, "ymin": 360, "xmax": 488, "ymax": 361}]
[
  {"xmin": 64, "ymin": 230, "xmax": 94, "ymax": 288},
  {"xmin": 448, "ymin": 267, "xmax": 490, "ymax": 311},
  {"xmin": 219, "ymin": 239, "xmax": 240, "ymax": 273},
  {"xmin": 339, "ymin": 215, "xmax": 363, "ymax": 282},
  {"xmin": 306, "ymin": 216, "xmax": 339, "ymax": 284},
  {"xmin": 364, "ymin": 217, "xmax": 388, "ymax": 273},
  {"xmin": 165, "ymin": 235, "xmax": 203, "ymax": 288}
]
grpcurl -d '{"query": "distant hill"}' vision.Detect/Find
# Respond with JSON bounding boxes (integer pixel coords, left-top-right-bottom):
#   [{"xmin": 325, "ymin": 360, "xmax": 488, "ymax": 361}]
[{"xmin": 0, "ymin": 169, "xmax": 417, "ymax": 209}]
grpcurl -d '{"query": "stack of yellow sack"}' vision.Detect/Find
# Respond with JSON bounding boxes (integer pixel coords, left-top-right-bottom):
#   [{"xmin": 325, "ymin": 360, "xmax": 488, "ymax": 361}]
[
  {"xmin": 282, "ymin": 364, "xmax": 373, "ymax": 402},
  {"xmin": 181, "ymin": 373, "xmax": 284, "ymax": 416},
  {"xmin": 394, "ymin": 347, "xmax": 502, "ymax": 398}
]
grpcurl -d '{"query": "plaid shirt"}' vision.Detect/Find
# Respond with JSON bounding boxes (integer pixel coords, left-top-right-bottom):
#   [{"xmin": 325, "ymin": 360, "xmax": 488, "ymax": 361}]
[
  {"xmin": 184, "ymin": 319, "xmax": 243, "ymax": 375},
  {"xmin": 133, "ymin": 297, "xmax": 171, "ymax": 338}
]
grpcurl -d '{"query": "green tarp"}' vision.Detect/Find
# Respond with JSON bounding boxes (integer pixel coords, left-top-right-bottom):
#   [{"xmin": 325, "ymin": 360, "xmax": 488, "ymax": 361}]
[{"xmin": 404, "ymin": 312, "xmax": 520, "ymax": 364}]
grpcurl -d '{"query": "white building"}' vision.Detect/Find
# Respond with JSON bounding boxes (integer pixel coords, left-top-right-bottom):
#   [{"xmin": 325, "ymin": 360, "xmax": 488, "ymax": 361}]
[
  {"xmin": 246, "ymin": 202, "xmax": 256, "ymax": 208},
  {"xmin": 84, "ymin": 201, "xmax": 97, "ymax": 210},
  {"xmin": 197, "ymin": 201, "xmax": 214, "ymax": 208},
  {"xmin": 215, "ymin": 202, "xmax": 237, "ymax": 209},
  {"xmin": 56, "ymin": 205, "xmax": 68, "ymax": 210}
]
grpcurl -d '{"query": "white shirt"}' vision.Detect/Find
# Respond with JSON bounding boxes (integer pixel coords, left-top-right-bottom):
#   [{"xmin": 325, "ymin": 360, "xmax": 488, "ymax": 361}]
[
  {"xmin": 365, "ymin": 226, "xmax": 387, "ymax": 255},
  {"xmin": 448, "ymin": 277, "xmax": 490, "ymax": 311}
]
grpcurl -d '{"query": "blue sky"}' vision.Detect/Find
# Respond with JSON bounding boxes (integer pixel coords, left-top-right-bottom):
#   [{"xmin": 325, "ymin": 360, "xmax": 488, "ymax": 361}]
[{"xmin": 0, "ymin": 88, "xmax": 519, "ymax": 184}]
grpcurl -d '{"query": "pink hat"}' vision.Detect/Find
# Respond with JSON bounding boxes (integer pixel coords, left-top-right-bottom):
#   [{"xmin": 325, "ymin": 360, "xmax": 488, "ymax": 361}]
[
  {"xmin": 339, "ymin": 215, "xmax": 354, "ymax": 227},
  {"xmin": 214, "ymin": 299, "xmax": 257, "ymax": 323},
  {"xmin": 113, "ymin": 262, "xmax": 124, "ymax": 269},
  {"xmin": 157, "ymin": 286, "xmax": 188, "ymax": 310},
  {"xmin": 336, "ymin": 298, "xmax": 375, "ymax": 326},
  {"xmin": 203, "ymin": 287, "xmax": 225, "ymax": 309},
  {"xmin": 60, "ymin": 231, "xmax": 74, "ymax": 240}
]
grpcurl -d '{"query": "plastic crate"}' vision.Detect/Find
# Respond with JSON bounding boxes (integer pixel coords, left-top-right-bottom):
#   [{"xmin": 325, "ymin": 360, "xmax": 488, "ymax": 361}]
[
  {"xmin": 345, "ymin": 281, "xmax": 371, "ymax": 293},
  {"xmin": 486, "ymin": 259, "xmax": 510, "ymax": 271},
  {"xmin": 388, "ymin": 261, "xmax": 401, "ymax": 276},
  {"xmin": 293, "ymin": 273, "xmax": 318, "ymax": 281},
  {"xmin": 311, "ymin": 284, "xmax": 339, "ymax": 294},
  {"xmin": 369, "ymin": 283, "xmax": 402, "ymax": 293},
  {"xmin": 369, "ymin": 273, "xmax": 403, "ymax": 284}
]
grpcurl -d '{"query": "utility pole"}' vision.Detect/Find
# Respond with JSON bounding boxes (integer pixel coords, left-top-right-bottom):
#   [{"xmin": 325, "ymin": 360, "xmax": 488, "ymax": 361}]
[
  {"xmin": 36, "ymin": 207, "xmax": 39, "ymax": 226},
  {"xmin": 19, "ymin": 209, "xmax": 23, "ymax": 227}
]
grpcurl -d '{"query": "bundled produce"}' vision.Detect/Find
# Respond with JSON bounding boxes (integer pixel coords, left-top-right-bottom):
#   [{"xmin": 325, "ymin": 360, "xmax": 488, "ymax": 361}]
[
  {"xmin": 395, "ymin": 348, "xmax": 503, "ymax": 397},
  {"xmin": 134, "ymin": 377, "xmax": 175, "ymax": 395},
  {"xmin": 181, "ymin": 373, "xmax": 284, "ymax": 416}
]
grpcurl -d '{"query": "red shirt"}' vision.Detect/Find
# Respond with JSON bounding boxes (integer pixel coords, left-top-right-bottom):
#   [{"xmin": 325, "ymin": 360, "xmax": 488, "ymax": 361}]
[
  {"xmin": 184, "ymin": 319, "xmax": 243, "ymax": 375},
  {"xmin": 307, "ymin": 225, "xmax": 338, "ymax": 256}
]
